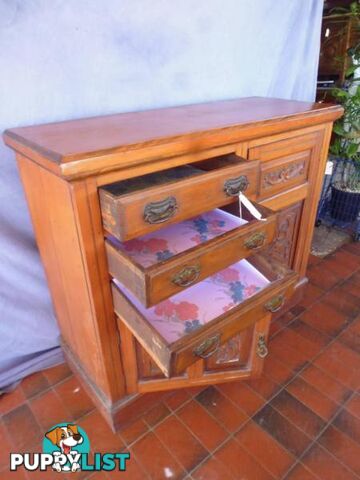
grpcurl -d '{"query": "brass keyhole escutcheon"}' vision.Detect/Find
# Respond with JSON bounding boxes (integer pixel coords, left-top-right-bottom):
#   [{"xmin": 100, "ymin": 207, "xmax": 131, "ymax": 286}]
[{"xmin": 256, "ymin": 333, "xmax": 268, "ymax": 359}]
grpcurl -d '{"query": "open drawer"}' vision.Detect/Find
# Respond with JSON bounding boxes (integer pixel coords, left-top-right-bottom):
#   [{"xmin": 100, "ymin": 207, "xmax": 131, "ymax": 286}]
[
  {"xmin": 99, "ymin": 154, "xmax": 259, "ymax": 241},
  {"xmin": 106, "ymin": 203, "xmax": 277, "ymax": 307},
  {"xmin": 112, "ymin": 254, "xmax": 298, "ymax": 377}
]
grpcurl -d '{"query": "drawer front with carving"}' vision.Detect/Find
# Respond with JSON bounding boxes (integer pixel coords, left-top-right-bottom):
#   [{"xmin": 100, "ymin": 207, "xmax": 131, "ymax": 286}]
[
  {"xmin": 112, "ymin": 254, "xmax": 298, "ymax": 377},
  {"xmin": 248, "ymin": 131, "xmax": 321, "ymax": 199},
  {"xmin": 99, "ymin": 154, "xmax": 259, "ymax": 241},
  {"xmin": 106, "ymin": 204, "xmax": 277, "ymax": 307},
  {"xmin": 259, "ymin": 151, "xmax": 310, "ymax": 198}
]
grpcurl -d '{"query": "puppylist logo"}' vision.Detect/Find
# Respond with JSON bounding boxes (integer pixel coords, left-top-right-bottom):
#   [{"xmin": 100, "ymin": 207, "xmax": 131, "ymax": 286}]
[{"xmin": 10, "ymin": 423, "xmax": 130, "ymax": 473}]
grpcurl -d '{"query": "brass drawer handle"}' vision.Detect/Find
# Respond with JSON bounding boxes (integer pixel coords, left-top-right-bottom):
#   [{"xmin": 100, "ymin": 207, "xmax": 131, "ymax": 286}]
[
  {"xmin": 265, "ymin": 294, "xmax": 285, "ymax": 313},
  {"xmin": 172, "ymin": 265, "xmax": 200, "ymax": 287},
  {"xmin": 244, "ymin": 232, "xmax": 267, "ymax": 250},
  {"xmin": 144, "ymin": 196, "xmax": 178, "ymax": 224},
  {"xmin": 256, "ymin": 333, "xmax": 269, "ymax": 358},
  {"xmin": 224, "ymin": 175, "xmax": 249, "ymax": 197},
  {"xmin": 193, "ymin": 333, "xmax": 221, "ymax": 359}
]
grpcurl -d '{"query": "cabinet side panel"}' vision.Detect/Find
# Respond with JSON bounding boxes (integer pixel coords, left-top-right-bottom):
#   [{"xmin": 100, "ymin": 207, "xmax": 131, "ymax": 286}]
[
  {"xmin": 293, "ymin": 124, "xmax": 333, "ymax": 276},
  {"xmin": 16, "ymin": 155, "xmax": 124, "ymax": 401}
]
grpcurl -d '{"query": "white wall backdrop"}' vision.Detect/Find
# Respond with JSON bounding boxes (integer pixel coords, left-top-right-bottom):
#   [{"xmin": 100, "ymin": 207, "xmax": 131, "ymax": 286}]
[{"xmin": 0, "ymin": 0, "xmax": 324, "ymax": 388}]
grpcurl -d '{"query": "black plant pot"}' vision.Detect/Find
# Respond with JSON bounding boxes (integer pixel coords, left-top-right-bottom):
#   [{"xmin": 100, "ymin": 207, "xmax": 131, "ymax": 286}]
[{"xmin": 330, "ymin": 185, "xmax": 360, "ymax": 223}]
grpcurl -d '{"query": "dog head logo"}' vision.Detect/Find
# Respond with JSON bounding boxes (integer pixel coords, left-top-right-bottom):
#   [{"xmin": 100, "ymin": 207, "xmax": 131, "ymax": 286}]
[
  {"xmin": 46, "ymin": 424, "xmax": 83, "ymax": 454},
  {"xmin": 43, "ymin": 423, "xmax": 90, "ymax": 472},
  {"xmin": 11, "ymin": 422, "xmax": 129, "ymax": 473}
]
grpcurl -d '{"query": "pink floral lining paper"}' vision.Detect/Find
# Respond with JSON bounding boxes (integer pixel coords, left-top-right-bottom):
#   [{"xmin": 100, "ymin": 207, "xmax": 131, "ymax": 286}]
[
  {"xmin": 112, "ymin": 209, "xmax": 248, "ymax": 267},
  {"xmin": 114, "ymin": 259, "xmax": 270, "ymax": 343}
]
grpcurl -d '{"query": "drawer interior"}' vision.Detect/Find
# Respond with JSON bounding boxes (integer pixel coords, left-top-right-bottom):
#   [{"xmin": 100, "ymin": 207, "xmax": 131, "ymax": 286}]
[
  {"xmin": 107, "ymin": 201, "xmax": 272, "ymax": 270},
  {"xmin": 101, "ymin": 165, "xmax": 203, "ymax": 197},
  {"xmin": 108, "ymin": 208, "xmax": 248, "ymax": 268},
  {"xmin": 101, "ymin": 153, "xmax": 247, "ymax": 198},
  {"xmin": 112, "ymin": 253, "xmax": 297, "ymax": 376},
  {"xmin": 114, "ymin": 258, "xmax": 270, "ymax": 343},
  {"xmin": 106, "ymin": 200, "xmax": 277, "ymax": 307}
]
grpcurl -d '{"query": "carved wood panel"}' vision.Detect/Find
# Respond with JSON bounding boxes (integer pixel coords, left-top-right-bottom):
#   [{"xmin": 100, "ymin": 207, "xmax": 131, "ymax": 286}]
[
  {"xmin": 265, "ymin": 202, "xmax": 303, "ymax": 268},
  {"xmin": 204, "ymin": 326, "xmax": 254, "ymax": 372},
  {"xmin": 259, "ymin": 152, "xmax": 310, "ymax": 199},
  {"xmin": 261, "ymin": 159, "xmax": 306, "ymax": 190}
]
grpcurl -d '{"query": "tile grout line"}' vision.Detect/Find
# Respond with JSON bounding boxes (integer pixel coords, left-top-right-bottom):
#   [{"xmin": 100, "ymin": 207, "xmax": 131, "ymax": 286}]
[
  {"xmin": 281, "ymin": 388, "xmax": 360, "ymax": 480},
  {"xmin": 271, "ymin": 290, "xmax": 358, "ymax": 348},
  {"xmin": 121, "ymin": 391, "xmax": 222, "ymax": 479},
  {"xmin": 129, "ymin": 391, "xmax": 252, "ymax": 479},
  {"xmin": 186, "ymin": 305, "xmax": 360, "ymax": 480},
  {"xmin": 2, "ymin": 250, "xmax": 359, "ymax": 479},
  {"xmin": 276, "ymin": 270, "xmax": 360, "ymax": 478},
  {"xmin": 228, "ymin": 288, "xmax": 360, "ymax": 477},
  {"xmin": 184, "ymin": 309, "xmax": 358, "ymax": 477},
  {"xmin": 269, "ymin": 259, "xmax": 360, "ymax": 344},
  {"xmin": 262, "ymin": 277, "xmax": 360, "ymax": 400}
]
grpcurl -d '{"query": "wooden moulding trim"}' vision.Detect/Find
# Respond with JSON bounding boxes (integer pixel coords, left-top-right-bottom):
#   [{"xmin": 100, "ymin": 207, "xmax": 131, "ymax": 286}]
[
  {"xmin": 259, "ymin": 182, "xmax": 309, "ymax": 211},
  {"xmin": 3, "ymin": 106, "xmax": 343, "ymax": 181},
  {"xmin": 4, "ymin": 136, "xmax": 63, "ymax": 176},
  {"xmin": 138, "ymin": 366, "xmax": 253, "ymax": 393}
]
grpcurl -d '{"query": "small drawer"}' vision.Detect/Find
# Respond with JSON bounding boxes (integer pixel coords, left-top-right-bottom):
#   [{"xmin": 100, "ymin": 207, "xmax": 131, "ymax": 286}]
[
  {"xmin": 112, "ymin": 254, "xmax": 298, "ymax": 377},
  {"xmin": 99, "ymin": 154, "xmax": 259, "ymax": 241},
  {"xmin": 106, "ymin": 203, "xmax": 277, "ymax": 307},
  {"xmin": 259, "ymin": 151, "xmax": 310, "ymax": 198}
]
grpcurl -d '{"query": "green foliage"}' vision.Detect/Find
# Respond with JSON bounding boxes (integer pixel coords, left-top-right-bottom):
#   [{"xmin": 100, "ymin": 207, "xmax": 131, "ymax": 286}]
[
  {"xmin": 329, "ymin": 1, "xmax": 360, "ymax": 17},
  {"xmin": 329, "ymin": 5, "xmax": 360, "ymax": 190}
]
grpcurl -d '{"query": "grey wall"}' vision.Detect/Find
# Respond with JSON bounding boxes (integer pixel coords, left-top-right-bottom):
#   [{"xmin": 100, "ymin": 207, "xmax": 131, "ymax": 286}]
[{"xmin": 0, "ymin": 0, "xmax": 324, "ymax": 388}]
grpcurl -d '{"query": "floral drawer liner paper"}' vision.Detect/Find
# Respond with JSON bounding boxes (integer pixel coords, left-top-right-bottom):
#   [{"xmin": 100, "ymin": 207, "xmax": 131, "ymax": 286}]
[
  {"xmin": 114, "ymin": 209, "xmax": 248, "ymax": 267},
  {"xmin": 114, "ymin": 259, "xmax": 270, "ymax": 343}
]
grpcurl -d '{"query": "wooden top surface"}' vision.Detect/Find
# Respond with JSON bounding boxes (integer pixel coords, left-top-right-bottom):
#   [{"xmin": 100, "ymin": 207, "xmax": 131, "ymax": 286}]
[{"xmin": 4, "ymin": 97, "xmax": 342, "ymax": 167}]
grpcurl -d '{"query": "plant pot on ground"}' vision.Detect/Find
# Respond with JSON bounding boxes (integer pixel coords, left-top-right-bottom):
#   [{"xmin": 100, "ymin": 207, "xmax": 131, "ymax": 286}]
[
  {"xmin": 329, "ymin": 17, "xmax": 360, "ymax": 225},
  {"xmin": 331, "ymin": 182, "xmax": 360, "ymax": 222}
]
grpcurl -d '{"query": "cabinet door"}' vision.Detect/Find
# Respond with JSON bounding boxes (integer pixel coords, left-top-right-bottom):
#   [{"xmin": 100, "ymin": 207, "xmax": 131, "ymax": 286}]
[
  {"xmin": 248, "ymin": 126, "xmax": 328, "ymax": 280},
  {"xmin": 134, "ymin": 314, "xmax": 271, "ymax": 386},
  {"xmin": 135, "ymin": 327, "xmax": 257, "ymax": 380}
]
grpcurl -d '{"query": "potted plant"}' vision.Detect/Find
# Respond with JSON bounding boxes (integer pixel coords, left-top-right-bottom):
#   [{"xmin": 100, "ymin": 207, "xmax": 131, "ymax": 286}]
[{"xmin": 330, "ymin": 39, "xmax": 360, "ymax": 223}]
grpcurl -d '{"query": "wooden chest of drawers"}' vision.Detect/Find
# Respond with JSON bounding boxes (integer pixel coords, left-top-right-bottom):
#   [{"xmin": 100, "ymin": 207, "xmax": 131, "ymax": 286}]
[{"xmin": 3, "ymin": 97, "xmax": 342, "ymax": 430}]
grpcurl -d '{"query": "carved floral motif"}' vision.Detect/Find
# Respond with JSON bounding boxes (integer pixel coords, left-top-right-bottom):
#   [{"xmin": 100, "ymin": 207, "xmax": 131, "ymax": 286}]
[
  {"xmin": 214, "ymin": 335, "xmax": 242, "ymax": 364},
  {"xmin": 262, "ymin": 160, "xmax": 306, "ymax": 189},
  {"xmin": 266, "ymin": 203, "xmax": 302, "ymax": 266}
]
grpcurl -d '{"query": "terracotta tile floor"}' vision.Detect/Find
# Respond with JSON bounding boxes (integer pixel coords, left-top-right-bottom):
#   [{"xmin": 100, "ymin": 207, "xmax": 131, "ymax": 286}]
[{"xmin": 1, "ymin": 242, "xmax": 360, "ymax": 479}]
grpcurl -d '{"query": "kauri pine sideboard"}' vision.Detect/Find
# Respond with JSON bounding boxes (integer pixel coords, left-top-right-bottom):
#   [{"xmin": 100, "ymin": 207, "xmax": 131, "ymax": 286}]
[{"xmin": 3, "ymin": 97, "xmax": 343, "ymax": 430}]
